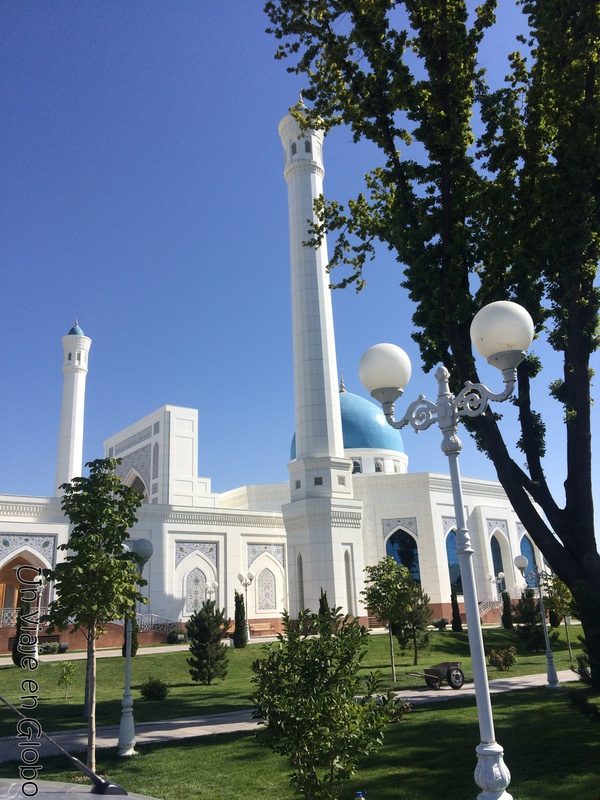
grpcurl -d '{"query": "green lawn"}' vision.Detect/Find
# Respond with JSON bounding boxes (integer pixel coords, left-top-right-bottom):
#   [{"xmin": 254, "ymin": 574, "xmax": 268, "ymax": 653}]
[
  {"xmin": 0, "ymin": 684, "xmax": 597, "ymax": 800},
  {"xmin": 0, "ymin": 626, "xmax": 582, "ymax": 738}
]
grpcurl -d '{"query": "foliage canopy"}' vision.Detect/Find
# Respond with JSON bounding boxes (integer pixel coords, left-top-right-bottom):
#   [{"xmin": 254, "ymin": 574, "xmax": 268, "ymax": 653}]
[{"xmin": 265, "ymin": 0, "xmax": 600, "ymax": 686}]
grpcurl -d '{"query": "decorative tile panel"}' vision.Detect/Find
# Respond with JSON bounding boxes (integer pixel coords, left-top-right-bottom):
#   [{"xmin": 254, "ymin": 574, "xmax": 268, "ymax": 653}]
[
  {"xmin": 442, "ymin": 516, "xmax": 457, "ymax": 535},
  {"xmin": 248, "ymin": 543, "xmax": 284, "ymax": 568},
  {"xmin": 115, "ymin": 426, "xmax": 152, "ymax": 455},
  {"xmin": 176, "ymin": 542, "xmax": 217, "ymax": 567},
  {"xmin": 257, "ymin": 568, "xmax": 276, "ymax": 610},
  {"xmin": 382, "ymin": 517, "xmax": 418, "ymax": 538},
  {"xmin": 186, "ymin": 567, "xmax": 207, "ymax": 613},
  {"xmin": 117, "ymin": 445, "xmax": 151, "ymax": 491},
  {"xmin": 487, "ymin": 518, "xmax": 508, "ymax": 537},
  {"xmin": 0, "ymin": 535, "xmax": 56, "ymax": 566}
]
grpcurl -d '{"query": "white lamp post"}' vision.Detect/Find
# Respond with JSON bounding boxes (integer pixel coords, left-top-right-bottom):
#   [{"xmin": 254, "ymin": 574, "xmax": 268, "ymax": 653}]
[
  {"xmin": 514, "ymin": 554, "xmax": 560, "ymax": 688},
  {"xmin": 238, "ymin": 571, "xmax": 254, "ymax": 639},
  {"xmin": 118, "ymin": 537, "xmax": 153, "ymax": 758},
  {"xmin": 206, "ymin": 580, "xmax": 219, "ymax": 600},
  {"xmin": 359, "ymin": 300, "xmax": 534, "ymax": 800}
]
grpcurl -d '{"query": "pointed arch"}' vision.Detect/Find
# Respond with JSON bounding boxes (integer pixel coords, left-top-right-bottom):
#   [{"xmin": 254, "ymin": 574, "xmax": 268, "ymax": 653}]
[
  {"xmin": 185, "ymin": 567, "xmax": 207, "ymax": 614},
  {"xmin": 519, "ymin": 535, "xmax": 538, "ymax": 588},
  {"xmin": 446, "ymin": 530, "xmax": 463, "ymax": 595},
  {"xmin": 490, "ymin": 535, "xmax": 506, "ymax": 593},
  {"xmin": 257, "ymin": 568, "xmax": 276, "ymax": 611},
  {"xmin": 123, "ymin": 469, "xmax": 148, "ymax": 503},
  {"xmin": 386, "ymin": 529, "xmax": 420, "ymax": 583},
  {"xmin": 297, "ymin": 553, "xmax": 305, "ymax": 611},
  {"xmin": 344, "ymin": 550, "xmax": 355, "ymax": 616}
]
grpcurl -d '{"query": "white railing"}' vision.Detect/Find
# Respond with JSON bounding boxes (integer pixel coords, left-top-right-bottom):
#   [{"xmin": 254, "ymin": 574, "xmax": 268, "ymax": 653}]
[
  {"xmin": 0, "ymin": 608, "xmax": 51, "ymax": 627},
  {"xmin": 478, "ymin": 598, "xmax": 502, "ymax": 617},
  {"xmin": 112, "ymin": 613, "xmax": 181, "ymax": 632}
]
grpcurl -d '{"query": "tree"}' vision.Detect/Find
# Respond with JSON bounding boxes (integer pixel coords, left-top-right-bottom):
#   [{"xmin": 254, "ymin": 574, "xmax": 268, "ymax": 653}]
[
  {"xmin": 186, "ymin": 599, "xmax": 230, "ymax": 685},
  {"xmin": 391, "ymin": 580, "xmax": 432, "ymax": 665},
  {"xmin": 12, "ymin": 598, "xmax": 35, "ymax": 668},
  {"xmin": 544, "ymin": 574, "xmax": 574, "ymax": 627},
  {"xmin": 451, "ymin": 589, "xmax": 463, "ymax": 632},
  {"xmin": 265, "ymin": 0, "xmax": 600, "ymax": 686},
  {"xmin": 233, "ymin": 590, "xmax": 248, "ymax": 649},
  {"xmin": 501, "ymin": 590, "xmax": 514, "ymax": 630},
  {"xmin": 251, "ymin": 608, "xmax": 407, "ymax": 800},
  {"xmin": 42, "ymin": 458, "xmax": 145, "ymax": 771},
  {"xmin": 121, "ymin": 611, "xmax": 139, "ymax": 658},
  {"xmin": 361, "ymin": 556, "xmax": 413, "ymax": 681}
]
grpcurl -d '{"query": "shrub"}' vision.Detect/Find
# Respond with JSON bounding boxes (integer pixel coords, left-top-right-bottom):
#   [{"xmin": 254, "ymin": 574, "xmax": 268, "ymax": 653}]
[
  {"xmin": 187, "ymin": 599, "xmax": 230, "ymax": 685},
  {"xmin": 451, "ymin": 590, "xmax": 462, "ymax": 632},
  {"xmin": 122, "ymin": 613, "xmax": 139, "ymax": 657},
  {"xmin": 501, "ymin": 591, "xmax": 514, "ymax": 629},
  {"xmin": 488, "ymin": 646, "xmax": 517, "ymax": 672},
  {"xmin": 38, "ymin": 642, "xmax": 60, "ymax": 654},
  {"xmin": 433, "ymin": 618, "xmax": 448, "ymax": 630},
  {"xmin": 139, "ymin": 675, "xmax": 169, "ymax": 701},
  {"xmin": 232, "ymin": 591, "xmax": 248, "ymax": 649},
  {"xmin": 166, "ymin": 627, "xmax": 187, "ymax": 644},
  {"xmin": 252, "ymin": 608, "xmax": 408, "ymax": 800},
  {"xmin": 58, "ymin": 661, "xmax": 76, "ymax": 699}
]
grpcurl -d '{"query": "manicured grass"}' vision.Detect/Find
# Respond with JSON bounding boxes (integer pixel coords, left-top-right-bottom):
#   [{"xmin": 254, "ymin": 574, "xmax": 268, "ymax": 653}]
[
  {"xmin": 0, "ymin": 684, "xmax": 597, "ymax": 799},
  {"xmin": 0, "ymin": 626, "xmax": 582, "ymax": 738}
]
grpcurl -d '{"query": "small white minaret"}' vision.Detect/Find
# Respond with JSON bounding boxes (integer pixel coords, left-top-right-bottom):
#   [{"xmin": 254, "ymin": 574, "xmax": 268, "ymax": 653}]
[
  {"xmin": 279, "ymin": 108, "xmax": 365, "ymax": 617},
  {"xmin": 55, "ymin": 322, "xmax": 92, "ymax": 493}
]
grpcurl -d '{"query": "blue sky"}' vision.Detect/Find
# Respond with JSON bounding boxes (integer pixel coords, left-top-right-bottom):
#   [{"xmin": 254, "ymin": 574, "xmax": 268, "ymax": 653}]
[{"xmin": 1, "ymin": 1, "xmax": 596, "ymax": 537}]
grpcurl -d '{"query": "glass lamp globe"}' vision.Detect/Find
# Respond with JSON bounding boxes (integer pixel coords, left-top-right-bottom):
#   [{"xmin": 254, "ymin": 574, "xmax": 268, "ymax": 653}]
[
  {"xmin": 470, "ymin": 301, "xmax": 534, "ymax": 360},
  {"xmin": 130, "ymin": 538, "xmax": 153, "ymax": 566},
  {"xmin": 358, "ymin": 343, "xmax": 412, "ymax": 396},
  {"xmin": 514, "ymin": 554, "xmax": 528, "ymax": 572}
]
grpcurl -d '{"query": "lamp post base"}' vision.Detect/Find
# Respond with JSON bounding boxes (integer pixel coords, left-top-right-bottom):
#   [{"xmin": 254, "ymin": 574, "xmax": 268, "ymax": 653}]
[{"xmin": 474, "ymin": 742, "xmax": 512, "ymax": 800}]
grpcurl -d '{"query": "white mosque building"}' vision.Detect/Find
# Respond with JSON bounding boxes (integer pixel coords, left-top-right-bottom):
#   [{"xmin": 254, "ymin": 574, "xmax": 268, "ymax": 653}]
[{"xmin": 0, "ymin": 109, "xmax": 542, "ymax": 646}]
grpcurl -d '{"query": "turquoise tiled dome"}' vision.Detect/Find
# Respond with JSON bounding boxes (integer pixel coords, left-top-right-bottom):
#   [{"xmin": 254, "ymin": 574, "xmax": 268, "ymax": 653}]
[
  {"xmin": 290, "ymin": 391, "xmax": 405, "ymax": 459},
  {"xmin": 67, "ymin": 323, "xmax": 84, "ymax": 336}
]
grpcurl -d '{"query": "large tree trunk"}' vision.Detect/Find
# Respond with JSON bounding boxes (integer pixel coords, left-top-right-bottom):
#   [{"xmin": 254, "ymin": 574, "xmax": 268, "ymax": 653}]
[{"xmin": 86, "ymin": 624, "xmax": 96, "ymax": 771}]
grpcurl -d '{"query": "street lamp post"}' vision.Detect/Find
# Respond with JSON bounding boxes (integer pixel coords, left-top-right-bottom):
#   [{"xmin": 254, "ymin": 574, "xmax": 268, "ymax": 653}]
[
  {"xmin": 118, "ymin": 538, "xmax": 153, "ymax": 758},
  {"xmin": 206, "ymin": 580, "xmax": 219, "ymax": 600},
  {"xmin": 359, "ymin": 300, "xmax": 534, "ymax": 800},
  {"xmin": 514, "ymin": 554, "xmax": 560, "ymax": 688},
  {"xmin": 238, "ymin": 572, "xmax": 254, "ymax": 640}
]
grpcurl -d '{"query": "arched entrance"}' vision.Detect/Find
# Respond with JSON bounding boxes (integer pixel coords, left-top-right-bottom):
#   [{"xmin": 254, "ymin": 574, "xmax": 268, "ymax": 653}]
[{"xmin": 0, "ymin": 550, "xmax": 49, "ymax": 626}]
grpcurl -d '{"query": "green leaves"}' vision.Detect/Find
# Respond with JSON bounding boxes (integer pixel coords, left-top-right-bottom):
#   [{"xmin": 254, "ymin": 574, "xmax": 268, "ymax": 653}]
[
  {"xmin": 42, "ymin": 458, "xmax": 146, "ymax": 636},
  {"xmin": 252, "ymin": 608, "xmax": 407, "ymax": 799}
]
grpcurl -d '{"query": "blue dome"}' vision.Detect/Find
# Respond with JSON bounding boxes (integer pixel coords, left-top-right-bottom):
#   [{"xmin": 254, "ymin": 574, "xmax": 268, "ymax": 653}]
[
  {"xmin": 67, "ymin": 323, "xmax": 84, "ymax": 336},
  {"xmin": 290, "ymin": 391, "xmax": 405, "ymax": 459}
]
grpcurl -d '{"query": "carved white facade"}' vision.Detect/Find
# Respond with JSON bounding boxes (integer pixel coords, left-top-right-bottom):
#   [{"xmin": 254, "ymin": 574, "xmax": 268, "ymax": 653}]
[{"xmin": 0, "ymin": 107, "xmax": 543, "ymax": 632}]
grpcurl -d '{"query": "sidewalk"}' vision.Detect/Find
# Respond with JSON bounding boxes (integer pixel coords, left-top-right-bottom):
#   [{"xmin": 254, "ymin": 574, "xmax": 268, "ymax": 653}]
[{"xmin": 0, "ymin": 670, "xmax": 576, "ymax": 764}]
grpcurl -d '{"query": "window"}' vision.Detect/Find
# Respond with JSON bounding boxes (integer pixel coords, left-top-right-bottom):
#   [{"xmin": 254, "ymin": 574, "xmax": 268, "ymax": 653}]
[
  {"xmin": 68, "ymin": 353, "xmax": 72, "ymax": 361},
  {"xmin": 186, "ymin": 567, "xmax": 206, "ymax": 613},
  {"xmin": 337, "ymin": 475, "xmax": 346, "ymax": 486},
  {"xmin": 291, "ymin": 142, "xmax": 297, "ymax": 156},
  {"xmin": 520, "ymin": 536, "xmax": 537, "ymax": 588},
  {"xmin": 446, "ymin": 530, "xmax": 463, "ymax": 594},
  {"xmin": 352, "ymin": 459, "xmax": 362, "ymax": 474},
  {"xmin": 297, "ymin": 554, "xmax": 305, "ymax": 610},
  {"xmin": 258, "ymin": 568, "xmax": 276, "ymax": 611},
  {"xmin": 387, "ymin": 530, "xmax": 421, "ymax": 583},
  {"xmin": 152, "ymin": 443, "xmax": 159, "ymax": 480},
  {"xmin": 344, "ymin": 550, "xmax": 354, "ymax": 615},
  {"xmin": 314, "ymin": 476, "xmax": 323, "ymax": 486},
  {"xmin": 491, "ymin": 535, "xmax": 505, "ymax": 592},
  {"xmin": 304, "ymin": 139, "xmax": 311, "ymax": 153},
  {"xmin": 374, "ymin": 458, "xmax": 383, "ymax": 473}
]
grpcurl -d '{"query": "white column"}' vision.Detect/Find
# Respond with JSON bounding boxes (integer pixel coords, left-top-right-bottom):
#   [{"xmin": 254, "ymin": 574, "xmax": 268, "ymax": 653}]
[
  {"xmin": 55, "ymin": 323, "xmax": 92, "ymax": 493},
  {"xmin": 278, "ymin": 113, "xmax": 344, "ymax": 462},
  {"xmin": 279, "ymin": 109, "xmax": 365, "ymax": 615}
]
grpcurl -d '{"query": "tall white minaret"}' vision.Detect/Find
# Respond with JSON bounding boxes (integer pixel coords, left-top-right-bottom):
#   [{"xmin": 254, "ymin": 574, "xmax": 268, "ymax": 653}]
[
  {"xmin": 55, "ymin": 322, "xmax": 92, "ymax": 493},
  {"xmin": 279, "ymin": 108, "xmax": 365, "ymax": 617}
]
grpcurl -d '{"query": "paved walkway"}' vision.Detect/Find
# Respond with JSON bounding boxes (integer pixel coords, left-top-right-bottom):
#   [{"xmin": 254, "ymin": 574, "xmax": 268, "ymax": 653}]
[{"xmin": 0, "ymin": 669, "xmax": 576, "ymax": 764}]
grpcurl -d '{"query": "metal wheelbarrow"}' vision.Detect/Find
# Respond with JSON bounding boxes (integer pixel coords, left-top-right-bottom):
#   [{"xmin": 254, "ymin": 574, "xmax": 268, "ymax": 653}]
[{"xmin": 407, "ymin": 660, "xmax": 464, "ymax": 690}]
